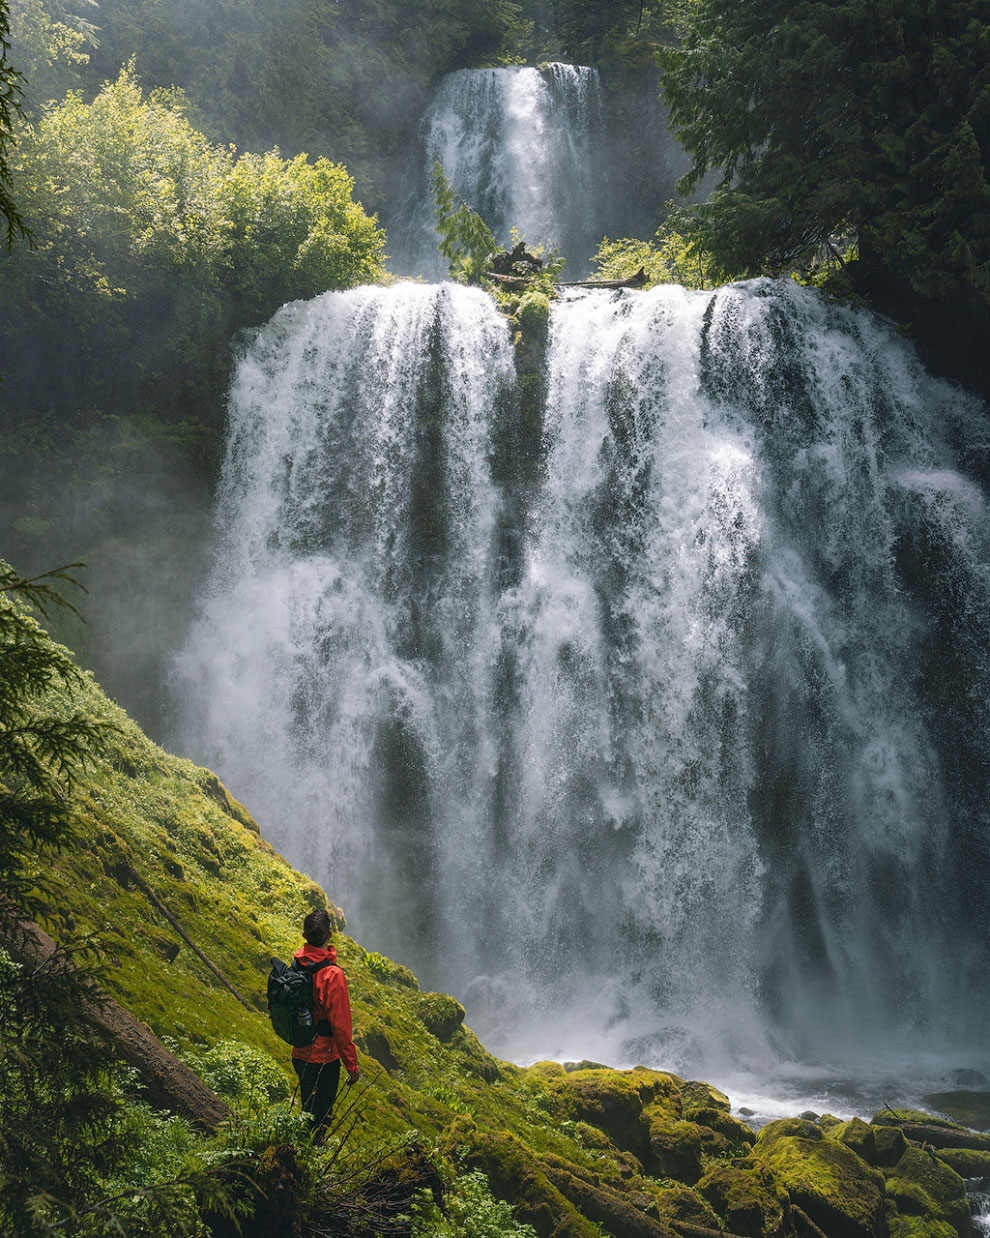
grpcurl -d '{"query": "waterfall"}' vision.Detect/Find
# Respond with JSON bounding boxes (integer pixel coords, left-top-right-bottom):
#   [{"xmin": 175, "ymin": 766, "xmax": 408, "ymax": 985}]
[
  {"xmin": 178, "ymin": 276, "xmax": 990, "ymax": 1080},
  {"xmin": 390, "ymin": 64, "xmax": 606, "ymax": 278}
]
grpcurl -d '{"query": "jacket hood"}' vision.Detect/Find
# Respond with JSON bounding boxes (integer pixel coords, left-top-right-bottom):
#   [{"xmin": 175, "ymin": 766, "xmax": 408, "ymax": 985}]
[{"xmin": 294, "ymin": 942, "xmax": 337, "ymax": 965}]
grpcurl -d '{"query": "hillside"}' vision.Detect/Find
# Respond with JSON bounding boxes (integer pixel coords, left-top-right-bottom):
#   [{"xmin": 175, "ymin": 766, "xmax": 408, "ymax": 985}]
[{"xmin": 2, "ymin": 612, "xmax": 987, "ymax": 1236}]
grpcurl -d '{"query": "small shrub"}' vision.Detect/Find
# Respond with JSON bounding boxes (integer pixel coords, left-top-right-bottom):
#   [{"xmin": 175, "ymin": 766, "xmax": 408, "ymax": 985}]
[
  {"xmin": 182, "ymin": 1039, "xmax": 291, "ymax": 1105},
  {"xmin": 411, "ymin": 1169, "xmax": 538, "ymax": 1237}
]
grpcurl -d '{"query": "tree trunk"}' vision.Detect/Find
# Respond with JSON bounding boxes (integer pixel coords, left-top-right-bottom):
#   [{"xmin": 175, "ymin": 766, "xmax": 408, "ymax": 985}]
[{"xmin": 0, "ymin": 899, "xmax": 229, "ymax": 1131}]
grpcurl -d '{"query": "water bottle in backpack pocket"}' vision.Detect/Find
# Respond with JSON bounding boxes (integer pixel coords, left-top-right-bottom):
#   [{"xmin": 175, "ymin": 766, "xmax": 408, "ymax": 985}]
[{"xmin": 267, "ymin": 956, "xmax": 335, "ymax": 1047}]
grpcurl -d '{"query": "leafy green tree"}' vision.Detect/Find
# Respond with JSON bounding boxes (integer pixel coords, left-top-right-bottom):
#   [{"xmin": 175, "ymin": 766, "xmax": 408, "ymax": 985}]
[
  {"xmin": 432, "ymin": 161, "xmax": 498, "ymax": 284},
  {"xmin": 591, "ymin": 207, "xmax": 723, "ymax": 288},
  {"xmin": 1, "ymin": 64, "xmax": 386, "ymax": 415},
  {"xmin": 8, "ymin": 0, "xmax": 98, "ymax": 108},
  {"xmin": 659, "ymin": 0, "xmax": 990, "ymax": 392},
  {"xmin": 0, "ymin": 0, "xmax": 29, "ymax": 248}
]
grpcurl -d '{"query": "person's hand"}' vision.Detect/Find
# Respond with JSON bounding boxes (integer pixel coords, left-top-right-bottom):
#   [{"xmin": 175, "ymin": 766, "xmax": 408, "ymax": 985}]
[{"xmin": 346, "ymin": 1068, "xmax": 360, "ymax": 1086}]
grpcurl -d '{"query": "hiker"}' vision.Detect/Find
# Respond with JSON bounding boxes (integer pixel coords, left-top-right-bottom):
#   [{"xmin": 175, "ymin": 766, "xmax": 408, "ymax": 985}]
[{"xmin": 292, "ymin": 908, "xmax": 359, "ymax": 1141}]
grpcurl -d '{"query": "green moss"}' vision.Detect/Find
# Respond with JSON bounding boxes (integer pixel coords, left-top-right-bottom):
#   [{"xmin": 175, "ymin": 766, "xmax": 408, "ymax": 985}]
[
  {"xmin": 826, "ymin": 1117, "xmax": 877, "ymax": 1165},
  {"xmin": 515, "ymin": 290, "xmax": 551, "ymax": 337},
  {"xmin": 25, "ymin": 640, "xmax": 981, "ymax": 1238},
  {"xmin": 753, "ymin": 1123, "xmax": 885, "ymax": 1238},
  {"xmin": 922, "ymin": 1091, "xmax": 990, "ymax": 1132},
  {"xmin": 682, "ymin": 1080, "xmax": 731, "ymax": 1114},
  {"xmin": 416, "ymin": 992, "xmax": 466, "ymax": 1040},
  {"xmin": 887, "ymin": 1214, "xmax": 958, "ymax": 1238},
  {"xmin": 648, "ymin": 1117, "xmax": 704, "ymax": 1184},
  {"xmin": 446, "ymin": 1123, "xmax": 601, "ymax": 1238},
  {"xmin": 653, "ymin": 1182, "xmax": 724, "ymax": 1229},
  {"xmin": 697, "ymin": 1161, "xmax": 793, "ymax": 1238},
  {"xmin": 688, "ymin": 1105, "xmax": 757, "ymax": 1148},
  {"xmin": 884, "ymin": 1149, "xmax": 971, "ymax": 1238},
  {"xmin": 873, "ymin": 1125, "xmax": 910, "ymax": 1168},
  {"xmin": 933, "ymin": 1146, "xmax": 990, "ymax": 1178}
]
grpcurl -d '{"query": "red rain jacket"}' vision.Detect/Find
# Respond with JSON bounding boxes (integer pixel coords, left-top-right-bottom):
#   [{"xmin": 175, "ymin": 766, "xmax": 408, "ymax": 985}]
[{"xmin": 290, "ymin": 942, "xmax": 358, "ymax": 1072}]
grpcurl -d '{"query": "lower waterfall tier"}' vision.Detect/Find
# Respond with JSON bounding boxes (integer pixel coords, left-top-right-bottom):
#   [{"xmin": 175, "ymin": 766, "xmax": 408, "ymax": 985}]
[{"xmin": 177, "ymin": 278, "xmax": 990, "ymax": 1079}]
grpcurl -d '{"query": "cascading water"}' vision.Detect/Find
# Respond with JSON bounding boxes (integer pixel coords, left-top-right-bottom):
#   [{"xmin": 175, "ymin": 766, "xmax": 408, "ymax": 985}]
[
  {"xmin": 179, "ymin": 276, "xmax": 990, "ymax": 1087},
  {"xmin": 390, "ymin": 64, "xmax": 606, "ymax": 278}
]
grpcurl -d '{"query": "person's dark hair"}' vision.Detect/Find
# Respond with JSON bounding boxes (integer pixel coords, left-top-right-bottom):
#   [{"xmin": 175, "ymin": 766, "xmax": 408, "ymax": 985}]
[{"xmin": 303, "ymin": 908, "xmax": 332, "ymax": 946}]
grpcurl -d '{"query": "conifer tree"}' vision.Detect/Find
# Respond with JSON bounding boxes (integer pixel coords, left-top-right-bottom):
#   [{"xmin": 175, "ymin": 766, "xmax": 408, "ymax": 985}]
[{"xmin": 660, "ymin": 0, "xmax": 990, "ymax": 393}]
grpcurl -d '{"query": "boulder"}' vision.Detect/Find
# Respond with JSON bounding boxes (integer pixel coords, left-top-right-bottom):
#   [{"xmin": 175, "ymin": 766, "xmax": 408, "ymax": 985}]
[
  {"xmin": 648, "ymin": 1116, "xmax": 704, "ymax": 1184},
  {"xmin": 887, "ymin": 1217, "xmax": 958, "ymax": 1238},
  {"xmin": 563, "ymin": 1070, "xmax": 650, "ymax": 1162},
  {"xmin": 682, "ymin": 1081, "xmax": 732, "ymax": 1114},
  {"xmin": 826, "ymin": 1118, "xmax": 876, "ymax": 1165},
  {"xmin": 688, "ymin": 1106, "xmax": 757, "ymax": 1148},
  {"xmin": 933, "ymin": 1146, "xmax": 990, "ymax": 1179},
  {"xmin": 650, "ymin": 1184, "xmax": 723, "ymax": 1231},
  {"xmin": 753, "ymin": 1120, "xmax": 885, "ymax": 1238},
  {"xmin": 884, "ymin": 1148, "xmax": 972, "ymax": 1238},
  {"xmin": 873, "ymin": 1125, "xmax": 909, "ymax": 1168},
  {"xmin": 557, "ymin": 1068, "xmax": 683, "ymax": 1165},
  {"xmin": 697, "ymin": 1161, "xmax": 793, "ymax": 1238},
  {"xmin": 416, "ymin": 992, "xmax": 465, "ymax": 1040},
  {"xmin": 444, "ymin": 1122, "xmax": 600, "ymax": 1238}
]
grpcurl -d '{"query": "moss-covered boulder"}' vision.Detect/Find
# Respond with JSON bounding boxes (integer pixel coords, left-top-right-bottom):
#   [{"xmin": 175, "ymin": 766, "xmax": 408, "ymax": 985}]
[
  {"xmin": 697, "ymin": 1161, "xmax": 794, "ymax": 1238},
  {"xmin": 689, "ymin": 1106, "xmax": 757, "ymax": 1148},
  {"xmin": 874, "ymin": 1126, "xmax": 910, "ymax": 1168},
  {"xmin": 922, "ymin": 1091, "xmax": 990, "ymax": 1132},
  {"xmin": 650, "ymin": 1183, "xmax": 723, "ymax": 1230},
  {"xmin": 682, "ymin": 1080, "xmax": 732, "ymax": 1114},
  {"xmin": 416, "ymin": 991, "xmax": 465, "ymax": 1040},
  {"xmin": 446, "ymin": 1121, "xmax": 602, "ymax": 1238},
  {"xmin": 552, "ymin": 1067, "xmax": 681, "ymax": 1167},
  {"xmin": 933, "ymin": 1146, "xmax": 990, "ymax": 1179},
  {"xmin": 826, "ymin": 1118, "xmax": 877, "ymax": 1165},
  {"xmin": 648, "ymin": 1115, "xmax": 704, "ymax": 1184},
  {"xmin": 754, "ymin": 1119, "xmax": 886, "ymax": 1238},
  {"xmin": 884, "ymin": 1149, "xmax": 972, "ymax": 1238},
  {"xmin": 887, "ymin": 1215, "xmax": 958, "ymax": 1238}
]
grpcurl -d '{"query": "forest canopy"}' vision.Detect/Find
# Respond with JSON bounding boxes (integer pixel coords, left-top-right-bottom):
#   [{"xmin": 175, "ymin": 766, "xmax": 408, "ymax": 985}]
[{"xmin": 659, "ymin": 0, "xmax": 990, "ymax": 392}]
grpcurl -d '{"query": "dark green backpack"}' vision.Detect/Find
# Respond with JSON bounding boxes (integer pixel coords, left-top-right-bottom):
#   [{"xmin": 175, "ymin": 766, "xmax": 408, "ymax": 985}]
[{"xmin": 266, "ymin": 956, "xmax": 335, "ymax": 1047}]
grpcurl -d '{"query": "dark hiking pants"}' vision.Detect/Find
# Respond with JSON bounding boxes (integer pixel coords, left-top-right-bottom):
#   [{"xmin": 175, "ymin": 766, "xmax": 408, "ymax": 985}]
[{"xmin": 293, "ymin": 1057, "xmax": 341, "ymax": 1140}]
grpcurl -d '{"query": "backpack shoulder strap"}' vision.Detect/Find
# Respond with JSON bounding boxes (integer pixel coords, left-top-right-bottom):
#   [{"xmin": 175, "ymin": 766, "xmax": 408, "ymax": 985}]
[{"xmin": 292, "ymin": 957, "xmax": 340, "ymax": 977}]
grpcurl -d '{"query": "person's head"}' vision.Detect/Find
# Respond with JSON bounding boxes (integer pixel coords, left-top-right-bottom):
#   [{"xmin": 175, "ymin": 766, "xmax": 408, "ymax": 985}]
[{"xmin": 303, "ymin": 908, "xmax": 333, "ymax": 947}]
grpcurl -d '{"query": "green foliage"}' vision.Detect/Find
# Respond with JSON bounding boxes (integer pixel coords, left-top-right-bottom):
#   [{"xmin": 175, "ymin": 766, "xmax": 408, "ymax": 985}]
[
  {"xmin": 591, "ymin": 208, "xmax": 723, "ymax": 289},
  {"xmin": 0, "ymin": 0, "xmax": 29, "ymax": 249},
  {"xmin": 179, "ymin": 1037, "xmax": 292, "ymax": 1106},
  {"xmin": 658, "ymin": 0, "xmax": 990, "ymax": 323},
  {"xmin": 0, "ymin": 560, "xmax": 111, "ymax": 909},
  {"xmin": 8, "ymin": 0, "xmax": 97, "ymax": 108},
  {"xmin": 77, "ymin": 0, "xmax": 525, "ymax": 206},
  {"xmin": 550, "ymin": 0, "xmax": 700, "ymax": 64},
  {"xmin": 411, "ymin": 1169, "xmax": 539, "ymax": 1238},
  {"xmin": 366, "ymin": 950, "xmax": 395, "ymax": 981},
  {"xmin": 432, "ymin": 160, "xmax": 497, "ymax": 284},
  {"xmin": 3, "ymin": 64, "xmax": 385, "ymax": 395}
]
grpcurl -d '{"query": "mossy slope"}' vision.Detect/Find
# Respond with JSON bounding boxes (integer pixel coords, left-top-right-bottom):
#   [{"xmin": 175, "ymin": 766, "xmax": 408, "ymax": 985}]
[{"xmin": 29, "ymin": 667, "xmax": 984, "ymax": 1237}]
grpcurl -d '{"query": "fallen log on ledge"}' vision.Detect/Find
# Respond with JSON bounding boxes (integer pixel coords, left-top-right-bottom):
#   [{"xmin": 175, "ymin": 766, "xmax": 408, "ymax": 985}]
[
  {"xmin": 559, "ymin": 267, "xmax": 648, "ymax": 289},
  {"xmin": 0, "ymin": 897, "xmax": 230, "ymax": 1131}
]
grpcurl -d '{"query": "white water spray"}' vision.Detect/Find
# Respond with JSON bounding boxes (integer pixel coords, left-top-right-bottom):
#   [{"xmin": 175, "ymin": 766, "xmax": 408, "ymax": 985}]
[
  {"xmin": 392, "ymin": 64, "xmax": 605, "ymax": 277},
  {"xmin": 179, "ymin": 276, "xmax": 990, "ymax": 1082}
]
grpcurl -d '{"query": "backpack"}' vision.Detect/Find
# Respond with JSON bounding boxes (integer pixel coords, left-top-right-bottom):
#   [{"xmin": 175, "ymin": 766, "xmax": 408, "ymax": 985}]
[{"xmin": 267, "ymin": 956, "xmax": 337, "ymax": 1048}]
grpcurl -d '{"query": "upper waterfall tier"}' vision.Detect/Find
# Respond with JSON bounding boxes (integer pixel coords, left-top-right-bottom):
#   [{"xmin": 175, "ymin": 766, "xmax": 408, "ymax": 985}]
[
  {"xmin": 178, "ymin": 278, "xmax": 990, "ymax": 1080},
  {"xmin": 390, "ymin": 64, "xmax": 607, "ymax": 278}
]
